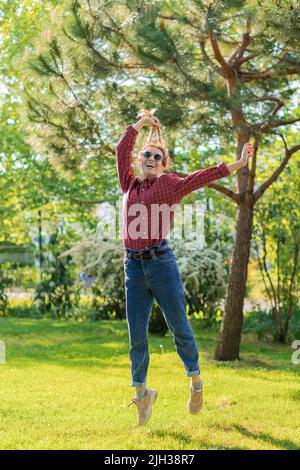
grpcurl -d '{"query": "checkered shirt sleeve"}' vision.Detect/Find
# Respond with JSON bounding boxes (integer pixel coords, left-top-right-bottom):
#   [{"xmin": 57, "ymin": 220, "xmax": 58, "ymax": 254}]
[
  {"xmin": 171, "ymin": 162, "xmax": 231, "ymax": 200},
  {"xmin": 115, "ymin": 125, "xmax": 139, "ymax": 193}
]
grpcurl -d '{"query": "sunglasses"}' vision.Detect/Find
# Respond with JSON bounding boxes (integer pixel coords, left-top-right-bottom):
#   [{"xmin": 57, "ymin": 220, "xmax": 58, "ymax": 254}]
[{"xmin": 142, "ymin": 151, "xmax": 163, "ymax": 162}]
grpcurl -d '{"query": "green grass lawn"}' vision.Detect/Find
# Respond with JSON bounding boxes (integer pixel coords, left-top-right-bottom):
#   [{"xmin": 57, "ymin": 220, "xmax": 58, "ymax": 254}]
[{"xmin": 0, "ymin": 317, "xmax": 299, "ymax": 450}]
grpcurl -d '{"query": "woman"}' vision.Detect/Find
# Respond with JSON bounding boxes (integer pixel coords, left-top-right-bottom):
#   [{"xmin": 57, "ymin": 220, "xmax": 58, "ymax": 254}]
[{"xmin": 116, "ymin": 112, "xmax": 254, "ymax": 427}]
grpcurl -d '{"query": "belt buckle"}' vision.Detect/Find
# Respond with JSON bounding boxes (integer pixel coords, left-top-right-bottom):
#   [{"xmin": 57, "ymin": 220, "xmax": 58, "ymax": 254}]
[{"xmin": 135, "ymin": 251, "xmax": 151, "ymax": 260}]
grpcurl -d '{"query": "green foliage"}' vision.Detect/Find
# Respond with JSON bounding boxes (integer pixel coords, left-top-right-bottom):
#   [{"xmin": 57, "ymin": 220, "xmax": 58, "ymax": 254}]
[
  {"xmin": 244, "ymin": 304, "xmax": 300, "ymax": 343},
  {"xmin": 0, "ymin": 270, "xmax": 13, "ymax": 315},
  {"xmin": 61, "ymin": 237, "xmax": 126, "ymax": 319},
  {"xmin": 149, "ymin": 302, "xmax": 168, "ymax": 336},
  {"xmin": 34, "ymin": 228, "xmax": 81, "ymax": 318},
  {"xmin": 243, "ymin": 305, "xmax": 276, "ymax": 342},
  {"xmin": 174, "ymin": 241, "xmax": 228, "ymax": 326},
  {"xmin": 63, "ymin": 236, "xmax": 228, "ymax": 327},
  {"xmin": 1, "ymin": 317, "xmax": 299, "ymax": 450},
  {"xmin": 253, "ymin": 157, "xmax": 300, "ymax": 343},
  {"xmin": 7, "ymin": 303, "xmax": 42, "ymax": 319},
  {"xmin": 21, "ymin": 0, "xmax": 300, "ymax": 177}
]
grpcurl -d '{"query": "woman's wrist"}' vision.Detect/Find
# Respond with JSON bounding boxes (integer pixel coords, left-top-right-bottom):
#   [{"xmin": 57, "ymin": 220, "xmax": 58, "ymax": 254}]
[
  {"xmin": 227, "ymin": 159, "xmax": 245, "ymax": 173},
  {"xmin": 132, "ymin": 117, "xmax": 147, "ymax": 132}
]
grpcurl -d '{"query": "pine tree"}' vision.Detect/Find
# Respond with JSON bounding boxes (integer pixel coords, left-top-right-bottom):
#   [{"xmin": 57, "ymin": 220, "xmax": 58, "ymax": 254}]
[{"xmin": 22, "ymin": 0, "xmax": 300, "ymax": 360}]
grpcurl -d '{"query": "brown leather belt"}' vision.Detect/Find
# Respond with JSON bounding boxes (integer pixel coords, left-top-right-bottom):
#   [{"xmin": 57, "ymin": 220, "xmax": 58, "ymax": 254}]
[
  {"xmin": 125, "ymin": 245, "xmax": 170, "ymax": 260},
  {"xmin": 132, "ymin": 249, "xmax": 167, "ymax": 260}
]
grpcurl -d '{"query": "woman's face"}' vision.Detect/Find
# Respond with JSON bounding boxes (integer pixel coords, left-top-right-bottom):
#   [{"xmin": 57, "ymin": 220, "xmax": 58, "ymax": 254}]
[{"xmin": 139, "ymin": 146, "xmax": 165, "ymax": 178}]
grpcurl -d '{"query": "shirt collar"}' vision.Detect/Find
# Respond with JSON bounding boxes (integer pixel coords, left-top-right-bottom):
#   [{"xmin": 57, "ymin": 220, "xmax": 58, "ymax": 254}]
[{"xmin": 138, "ymin": 175, "xmax": 158, "ymax": 185}]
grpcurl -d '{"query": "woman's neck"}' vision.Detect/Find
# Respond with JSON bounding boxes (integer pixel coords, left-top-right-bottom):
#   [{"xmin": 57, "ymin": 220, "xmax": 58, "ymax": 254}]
[{"xmin": 139, "ymin": 172, "xmax": 165, "ymax": 181}]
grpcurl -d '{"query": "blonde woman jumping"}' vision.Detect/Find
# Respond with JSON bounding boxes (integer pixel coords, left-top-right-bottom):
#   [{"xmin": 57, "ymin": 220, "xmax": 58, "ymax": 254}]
[{"xmin": 116, "ymin": 110, "xmax": 254, "ymax": 426}]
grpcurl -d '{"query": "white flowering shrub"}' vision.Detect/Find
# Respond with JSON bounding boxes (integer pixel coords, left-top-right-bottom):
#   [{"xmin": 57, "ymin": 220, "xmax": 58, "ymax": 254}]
[
  {"xmin": 173, "ymin": 240, "xmax": 228, "ymax": 325},
  {"xmin": 35, "ymin": 230, "xmax": 80, "ymax": 318},
  {"xmin": 61, "ymin": 237, "xmax": 126, "ymax": 319},
  {"xmin": 63, "ymin": 237, "xmax": 228, "ymax": 326}
]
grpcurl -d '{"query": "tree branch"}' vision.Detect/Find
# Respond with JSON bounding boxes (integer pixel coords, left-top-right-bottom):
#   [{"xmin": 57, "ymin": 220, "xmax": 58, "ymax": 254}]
[
  {"xmin": 235, "ymin": 51, "xmax": 260, "ymax": 67},
  {"xmin": 199, "ymin": 40, "xmax": 223, "ymax": 75},
  {"xmin": 229, "ymin": 30, "xmax": 251, "ymax": 66},
  {"xmin": 249, "ymin": 97, "xmax": 285, "ymax": 129},
  {"xmin": 253, "ymin": 235, "xmax": 276, "ymax": 311},
  {"xmin": 209, "ymin": 32, "xmax": 232, "ymax": 76},
  {"xmin": 207, "ymin": 182, "xmax": 240, "ymax": 203},
  {"xmin": 228, "ymin": 20, "xmax": 251, "ymax": 65},
  {"xmin": 254, "ymin": 140, "xmax": 300, "ymax": 203},
  {"xmin": 265, "ymin": 117, "xmax": 300, "ymax": 129},
  {"xmin": 240, "ymin": 67, "xmax": 300, "ymax": 81},
  {"xmin": 284, "ymin": 241, "xmax": 299, "ymax": 335},
  {"xmin": 171, "ymin": 170, "xmax": 239, "ymax": 202}
]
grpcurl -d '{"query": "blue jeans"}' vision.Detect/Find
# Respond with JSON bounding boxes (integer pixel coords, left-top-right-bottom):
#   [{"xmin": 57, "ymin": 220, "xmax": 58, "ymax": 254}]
[{"xmin": 124, "ymin": 240, "xmax": 200, "ymax": 387}]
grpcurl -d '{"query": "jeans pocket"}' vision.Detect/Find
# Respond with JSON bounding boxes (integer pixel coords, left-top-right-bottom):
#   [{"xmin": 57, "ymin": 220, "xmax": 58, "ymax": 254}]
[{"xmin": 154, "ymin": 249, "xmax": 174, "ymax": 262}]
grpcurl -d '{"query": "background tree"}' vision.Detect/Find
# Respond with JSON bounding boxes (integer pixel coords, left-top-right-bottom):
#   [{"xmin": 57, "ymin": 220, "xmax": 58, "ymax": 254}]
[
  {"xmin": 22, "ymin": 0, "xmax": 300, "ymax": 359},
  {"xmin": 0, "ymin": 0, "xmax": 103, "ymax": 293},
  {"xmin": 0, "ymin": 0, "xmax": 105, "ymax": 231},
  {"xmin": 253, "ymin": 156, "xmax": 300, "ymax": 343}
]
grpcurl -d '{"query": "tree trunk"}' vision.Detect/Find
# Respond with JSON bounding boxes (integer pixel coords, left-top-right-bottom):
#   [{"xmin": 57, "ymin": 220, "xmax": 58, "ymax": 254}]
[
  {"xmin": 277, "ymin": 329, "xmax": 286, "ymax": 344},
  {"xmin": 214, "ymin": 201, "xmax": 254, "ymax": 360}
]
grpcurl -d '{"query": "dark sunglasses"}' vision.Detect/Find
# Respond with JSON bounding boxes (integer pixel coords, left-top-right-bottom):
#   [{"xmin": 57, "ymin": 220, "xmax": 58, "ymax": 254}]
[{"xmin": 142, "ymin": 151, "xmax": 163, "ymax": 162}]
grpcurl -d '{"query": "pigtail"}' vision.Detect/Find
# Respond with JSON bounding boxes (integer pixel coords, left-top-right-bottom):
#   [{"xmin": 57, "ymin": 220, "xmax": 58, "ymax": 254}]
[
  {"xmin": 136, "ymin": 108, "xmax": 166, "ymax": 149},
  {"xmin": 136, "ymin": 108, "xmax": 172, "ymax": 174}
]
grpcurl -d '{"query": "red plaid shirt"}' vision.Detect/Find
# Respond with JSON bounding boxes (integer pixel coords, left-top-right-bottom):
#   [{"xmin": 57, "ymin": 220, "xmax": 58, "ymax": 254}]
[{"xmin": 116, "ymin": 125, "xmax": 231, "ymax": 250}]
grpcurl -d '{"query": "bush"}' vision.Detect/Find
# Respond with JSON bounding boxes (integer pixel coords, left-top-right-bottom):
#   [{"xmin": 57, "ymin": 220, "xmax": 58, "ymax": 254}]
[
  {"xmin": 243, "ymin": 306, "xmax": 276, "ymax": 341},
  {"xmin": 288, "ymin": 307, "xmax": 300, "ymax": 340},
  {"xmin": 174, "ymin": 241, "xmax": 228, "ymax": 326},
  {"xmin": 63, "ymin": 237, "xmax": 228, "ymax": 329},
  {"xmin": 0, "ymin": 270, "xmax": 13, "ymax": 316},
  {"xmin": 35, "ymin": 229, "xmax": 81, "ymax": 318},
  {"xmin": 61, "ymin": 237, "xmax": 126, "ymax": 319},
  {"xmin": 243, "ymin": 304, "xmax": 300, "ymax": 342},
  {"xmin": 149, "ymin": 302, "xmax": 168, "ymax": 336}
]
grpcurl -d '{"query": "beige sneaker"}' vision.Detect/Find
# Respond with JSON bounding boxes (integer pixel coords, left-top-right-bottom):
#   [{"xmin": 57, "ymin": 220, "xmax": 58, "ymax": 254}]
[
  {"xmin": 127, "ymin": 389, "xmax": 158, "ymax": 426},
  {"xmin": 187, "ymin": 379, "xmax": 203, "ymax": 415}
]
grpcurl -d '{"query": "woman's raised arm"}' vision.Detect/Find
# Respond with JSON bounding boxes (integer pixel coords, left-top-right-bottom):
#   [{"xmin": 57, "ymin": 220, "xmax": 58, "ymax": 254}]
[
  {"xmin": 226, "ymin": 143, "xmax": 254, "ymax": 173},
  {"xmin": 115, "ymin": 124, "xmax": 139, "ymax": 193},
  {"xmin": 115, "ymin": 116, "xmax": 161, "ymax": 192},
  {"xmin": 172, "ymin": 143, "xmax": 254, "ymax": 200}
]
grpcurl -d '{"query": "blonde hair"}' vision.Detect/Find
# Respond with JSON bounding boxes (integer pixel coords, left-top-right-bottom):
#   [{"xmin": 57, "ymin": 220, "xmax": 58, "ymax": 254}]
[{"xmin": 136, "ymin": 109, "xmax": 173, "ymax": 173}]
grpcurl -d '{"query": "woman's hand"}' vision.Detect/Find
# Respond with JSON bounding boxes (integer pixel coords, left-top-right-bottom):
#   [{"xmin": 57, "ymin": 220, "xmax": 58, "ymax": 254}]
[
  {"xmin": 226, "ymin": 143, "xmax": 254, "ymax": 174},
  {"xmin": 133, "ymin": 116, "xmax": 161, "ymax": 132},
  {"xmin": 141, "ymin": 116, "xmax": 161, "ymax": 128},
  {"xmin": 239, "ymin": 143, "xmax": 254, "ymax": 167}
]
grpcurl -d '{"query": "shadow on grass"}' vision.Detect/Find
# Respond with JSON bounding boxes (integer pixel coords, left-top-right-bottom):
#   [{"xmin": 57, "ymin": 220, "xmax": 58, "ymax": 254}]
[
  {"xmin": 1, "ymin": 318, "xmax": 175, "ymax": 369},
  {"xmin": 209, "ymin": 355, "xmax": 299, "ymax": 378},
  {"xmin": 150, "ymin": 429, "xmax": 250, "ymax": 450},
  {"xmin": 211, "ymin": 423, "xmax": 299, "ymax": 450},
  {"xmin": 190, "ymin": 321, "xmax": 295, "ymax": 375},
  {"xmin": 1, "ymin": 318, "xmax": 297, "ymax": 376},
  {"xmin": 151, "ymin": 429, "xmax": 192, "ymax": 445},
  {"xmin": 0, "ymin": 317, "xmax": 128, "ymax": 338},
  {"xmin": 290, "ymin": 390, "xmax": 300, "ymax": 401},
  {"xmin": 233, "ymin": 425, "xmax": 299, "ymax": 450},
  {"xmin": 1, "ymin": 318, "xmax": 127, "ymax": 367}
]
